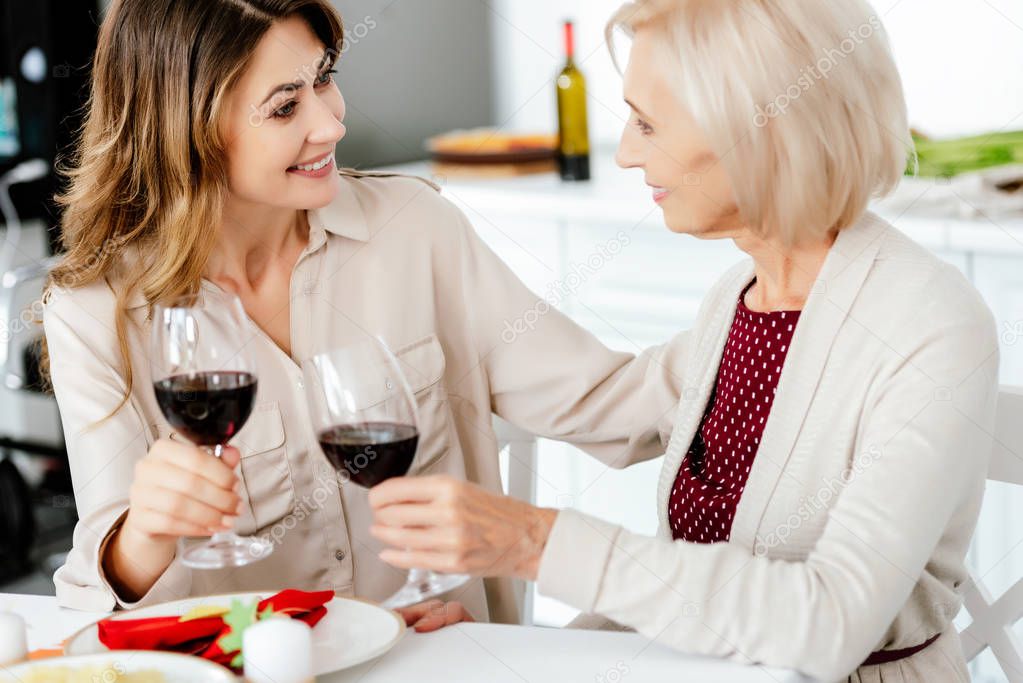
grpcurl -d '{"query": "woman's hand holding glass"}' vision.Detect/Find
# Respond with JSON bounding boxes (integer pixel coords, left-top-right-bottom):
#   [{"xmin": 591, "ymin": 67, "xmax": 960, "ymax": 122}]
[
  {"xmin": 368, "ymin": 475, "xmax": 559, "ymax": 581},
  {"xmin": 302, "ymin": 338, "xmax": 471, "ymax": 609},
  {"xmin": 122, "ymin": 439, "xmax": 243, "ymax": 543},
  {"xmin": 149, "ymin": 293, "xmax": 272, "ymax": 569}
]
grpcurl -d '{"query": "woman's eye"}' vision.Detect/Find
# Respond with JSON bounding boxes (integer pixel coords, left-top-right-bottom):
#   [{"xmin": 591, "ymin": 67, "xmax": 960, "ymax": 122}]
[
  {"xmin": 635, "ymin": 118, "xmax": 654, "ymax": 136},
  {"xmin": 315, "ymin": 68, "xmax": 338, "ymax": 87},
  {"xmin": 272, "ymin": 101, "xmax": 297, "ymax": 119},
  {"xmin": 271, "ymin": 69, "xmax": 337, "ymax": 119}
]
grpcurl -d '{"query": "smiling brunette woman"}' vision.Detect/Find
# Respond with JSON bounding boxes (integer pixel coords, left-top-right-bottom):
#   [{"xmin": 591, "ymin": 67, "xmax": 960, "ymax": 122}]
[
  {"xmin": 368, "ymin": 0, "xmax": 1001, "ymax": 678},
  {"xmin": 39, "ymin": 0, "xmax": 685, "ymax": 632}
]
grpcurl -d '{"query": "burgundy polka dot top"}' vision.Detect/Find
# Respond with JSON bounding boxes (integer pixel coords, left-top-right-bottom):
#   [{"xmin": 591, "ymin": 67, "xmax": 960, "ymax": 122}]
[{"xmin": 668, "ymin": 279, "xmax": 802, "ymax": 543}]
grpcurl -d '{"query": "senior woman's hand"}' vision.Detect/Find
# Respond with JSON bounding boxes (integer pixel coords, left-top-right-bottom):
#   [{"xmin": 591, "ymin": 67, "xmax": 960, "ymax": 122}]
[
  {"xmin": 396, "ymin": 599, "xmax": 476, "ymax": 633},
  {"xmin": 368, "ymin": 475, "xmax": 558, "ymax": 580}
]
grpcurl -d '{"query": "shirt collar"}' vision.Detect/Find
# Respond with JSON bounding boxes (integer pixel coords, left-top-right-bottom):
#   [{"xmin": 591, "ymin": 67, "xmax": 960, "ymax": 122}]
[
  {"xmin": 307, "ymin": 172, "xmax": 371, "ymax": 245},
  {"xmin": 124, "ymin": 173, "xmax": 369, "ymax": 311}
]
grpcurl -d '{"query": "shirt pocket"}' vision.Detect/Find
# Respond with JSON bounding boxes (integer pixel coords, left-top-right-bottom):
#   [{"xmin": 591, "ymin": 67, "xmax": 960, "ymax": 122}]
[
  {"xmin": 394, "ymin": 334, "xmax": 451, "ymax": 476},
  {"xmin": 228, "ymin": 400, "xmax": 296, "ymax": 535},
  {"xmin": 158, "ymin": 401, "xmax": 297, "ymax": 535}
]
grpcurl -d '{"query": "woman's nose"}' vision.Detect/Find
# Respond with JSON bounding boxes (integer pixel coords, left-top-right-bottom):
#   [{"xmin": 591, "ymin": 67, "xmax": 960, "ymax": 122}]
[
  {"xmin": 309, "ymin": 94, "xmax": 347, "ymax": 145},
  {"xmin": 615, "ymin": 134, "xmax": 642, "ymax": 170}
]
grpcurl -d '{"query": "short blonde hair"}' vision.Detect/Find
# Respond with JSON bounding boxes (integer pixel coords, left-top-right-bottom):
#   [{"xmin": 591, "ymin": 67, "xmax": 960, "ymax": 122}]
[{"xmin": 607, "ymin": 0, "xmax": 911, "ymax": 244}]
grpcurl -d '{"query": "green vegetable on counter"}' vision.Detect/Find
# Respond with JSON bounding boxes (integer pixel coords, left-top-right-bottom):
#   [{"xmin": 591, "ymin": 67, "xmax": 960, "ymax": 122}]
[{"xmin": 907, "ymin": 129, "xmax": 1023, "ymax": 178}]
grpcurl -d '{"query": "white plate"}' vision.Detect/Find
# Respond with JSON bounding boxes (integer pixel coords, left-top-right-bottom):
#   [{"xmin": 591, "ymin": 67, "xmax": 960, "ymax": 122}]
[
  {"xmin": 64, "ymin": 592, "xmax": 406, "ymax": 676},
  {"xmin": 1, "ymin": 651, "xmax": 236, "ymax": 682}
]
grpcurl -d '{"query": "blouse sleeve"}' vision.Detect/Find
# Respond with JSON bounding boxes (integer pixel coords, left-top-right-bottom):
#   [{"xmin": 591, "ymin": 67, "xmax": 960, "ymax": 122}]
[
  {"xmin": 450, "ymin": 200, "xmax": 689, "ymax": 468},
  {"xmin": 44, "ymin": 288, "xmax": 192, "ymax": 611}
]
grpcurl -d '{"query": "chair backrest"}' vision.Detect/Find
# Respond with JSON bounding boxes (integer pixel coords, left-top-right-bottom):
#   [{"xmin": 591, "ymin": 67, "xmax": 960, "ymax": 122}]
[
  {"xmin": 493, "ymin": 416, "xmax": 538, "ymax": 504},
  {"xmin": 493, "ymin": 416, "xmax": 539, "ymax": 625},
  {"xmin": 959, "ymin": 385, "xmax": 1023, "ymax": 682},
  {"xmin": 0, "ymin": 256, "xmax": 60, "ymax": 391}
]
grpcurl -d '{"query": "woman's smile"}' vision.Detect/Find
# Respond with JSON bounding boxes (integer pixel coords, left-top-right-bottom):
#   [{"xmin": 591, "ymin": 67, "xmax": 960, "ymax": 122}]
[{"xmin": 287, "ymin": 150, "xmax": 335, "ymax": 177}]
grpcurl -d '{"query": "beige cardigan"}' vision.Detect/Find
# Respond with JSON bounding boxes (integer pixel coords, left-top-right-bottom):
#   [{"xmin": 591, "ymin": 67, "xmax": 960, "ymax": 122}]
[{"xmin": 537, "ymin": 211, "xmax": 1000, "ymax": 683}]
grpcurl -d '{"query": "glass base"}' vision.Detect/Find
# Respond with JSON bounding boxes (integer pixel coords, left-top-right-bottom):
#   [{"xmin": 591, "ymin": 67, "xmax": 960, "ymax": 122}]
[
  {"xmin": 380, "ymin": 569, "xmax": 471, "ymax": 610},
  {"xmin": 179, "ymin": 532, "xmax": 273, "ymax": 570}
]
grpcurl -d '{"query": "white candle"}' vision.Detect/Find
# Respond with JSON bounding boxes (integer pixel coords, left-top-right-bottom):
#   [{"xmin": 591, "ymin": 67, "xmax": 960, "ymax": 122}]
[
  {"xmin": 243, "ymin": 618, "xmax": 314, "ymax": 683},
  {"xmin": 0, "ymin": 612, "xmax": 27, "ymax": 666}
]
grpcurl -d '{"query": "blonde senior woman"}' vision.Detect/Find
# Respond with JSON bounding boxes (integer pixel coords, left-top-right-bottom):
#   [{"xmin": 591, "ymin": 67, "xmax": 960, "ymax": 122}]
[{"xmin": 369, "ymin": 1, "xmax": 1000, "ymax": 680}]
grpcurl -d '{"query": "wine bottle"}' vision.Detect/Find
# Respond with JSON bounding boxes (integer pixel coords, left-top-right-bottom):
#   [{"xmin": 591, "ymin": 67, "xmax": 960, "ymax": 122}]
[{"xmin": 556, "ymin": 20, "xmax": 591, "ymax": 181}]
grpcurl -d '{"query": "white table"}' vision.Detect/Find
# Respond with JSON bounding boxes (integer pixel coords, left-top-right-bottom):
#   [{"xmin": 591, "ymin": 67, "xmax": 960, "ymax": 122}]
[{"xmin": 1, "ymin": 593, "xmax": 809, "ymax": 682}]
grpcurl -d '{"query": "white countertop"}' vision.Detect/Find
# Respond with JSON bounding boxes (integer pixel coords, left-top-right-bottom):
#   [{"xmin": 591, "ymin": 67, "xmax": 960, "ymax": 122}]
[
  {"xmin": 0, "ymin": 593, "xmax": 810, "ymax": 683},
  {"xmin": 375, "ymin": 150, "xmax": 1023, "ymax": 255}
]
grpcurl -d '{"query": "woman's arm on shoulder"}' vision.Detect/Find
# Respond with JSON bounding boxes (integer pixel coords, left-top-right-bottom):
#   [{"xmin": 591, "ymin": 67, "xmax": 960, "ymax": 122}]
[{"xmin": 448, "ymin": 203, "xmax": 690, "ymax": 467}]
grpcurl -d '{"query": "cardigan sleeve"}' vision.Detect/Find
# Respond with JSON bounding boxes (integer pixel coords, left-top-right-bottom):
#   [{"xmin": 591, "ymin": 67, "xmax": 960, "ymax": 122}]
[{"xmin": 536, "ymin": 294, "xmax": 999, "ymax": 682}]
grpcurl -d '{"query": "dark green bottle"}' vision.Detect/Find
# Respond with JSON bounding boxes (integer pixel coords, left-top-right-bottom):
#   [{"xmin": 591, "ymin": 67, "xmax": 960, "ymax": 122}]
[{"xmin": 556, "ymin": 20, "xmax": 591, "ymax": 181}]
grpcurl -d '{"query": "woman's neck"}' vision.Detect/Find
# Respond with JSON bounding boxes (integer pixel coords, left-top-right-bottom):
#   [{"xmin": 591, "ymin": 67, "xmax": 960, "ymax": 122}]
[
  {"xmin": 207, "ymin": 203, "xmax": 310, "ymax": 291},
  {"xmin": 733, "ymin": 230, "xmax": 836, "ymax": 313}
]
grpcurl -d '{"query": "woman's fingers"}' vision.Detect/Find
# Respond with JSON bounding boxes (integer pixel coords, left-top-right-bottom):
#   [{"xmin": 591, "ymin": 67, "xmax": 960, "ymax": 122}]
[
  {"xmin": 379, "ymin": 548, "xmax": 468, "ymax": 574},
  {"xmin": 370, "ymin": 524, "xmax": 463, "ymax": 551},
  {"xmin": 145, "ymin": 459, "xmax": 241, "ymax": 515},
  {"xmin": 152, "ymin": 440, "xmax": 238, "ymax": 490},
  {"xmin": 396, "ymin": 600, "xmax": 475, "ymax": 633},
  {"xmin": 410, "ymin": 601, "xmax": 475, "ymax": 633},
  {"xmin": 135, "ymin": 484, "xmax": 236, "ymax": 531},
  {"xmin": 122, "ymin": 439, "xmax": 243, "ymax": 544},
  {"xmin": 368, "ymin": 475, "xmax": 459, "ymax": 509},
  {"xmin": 125, "ymin": 506, "xmax": 222, "ymax": 539},
  {"xmin": 219, "ymin": 445, "xmax": 242, "ymax": 469},
  {"xmin": 396, "ymin": 599, "xmax": 444, "ymax": 626},
  {"xmin": 372, "ymin": 503, "xmax": 444, "ymax": 528},
  {"xmin": 373, "ymin": 484, "xmax": 560, "ymax": 582}
]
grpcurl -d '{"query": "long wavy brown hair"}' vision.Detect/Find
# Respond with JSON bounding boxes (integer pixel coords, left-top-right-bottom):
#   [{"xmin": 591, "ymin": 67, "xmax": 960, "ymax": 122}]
[{"xmin": 40, "ymin": 0, "xmax": 343, "ymax": 423}]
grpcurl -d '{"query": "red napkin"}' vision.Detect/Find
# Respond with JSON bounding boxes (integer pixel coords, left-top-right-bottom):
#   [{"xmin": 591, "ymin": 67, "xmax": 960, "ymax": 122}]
[{"xmin": 98, "ymin": 589, "xmax": 333, "ymax": 670}]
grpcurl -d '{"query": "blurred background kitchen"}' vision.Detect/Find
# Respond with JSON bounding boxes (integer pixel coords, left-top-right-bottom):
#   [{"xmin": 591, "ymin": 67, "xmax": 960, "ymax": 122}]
[{"xmin": 1, "ymin": 1, "xmax": 1021, "ymax": 680}]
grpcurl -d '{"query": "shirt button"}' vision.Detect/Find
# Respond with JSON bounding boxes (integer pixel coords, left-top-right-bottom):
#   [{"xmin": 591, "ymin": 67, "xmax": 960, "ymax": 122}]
[
  {"xmin": 297, "ymin": 379, "xmax": 304, "ymax": 390},
  {"xmin": 335, "ymin": 549, "xmax": 347, "ymax": 562}
]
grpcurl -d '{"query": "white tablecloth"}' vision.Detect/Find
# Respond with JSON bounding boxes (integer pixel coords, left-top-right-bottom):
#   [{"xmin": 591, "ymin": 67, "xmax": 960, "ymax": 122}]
[{"xmin": 0, "ymin": 593, "xmax": 810, "ymax": 682}]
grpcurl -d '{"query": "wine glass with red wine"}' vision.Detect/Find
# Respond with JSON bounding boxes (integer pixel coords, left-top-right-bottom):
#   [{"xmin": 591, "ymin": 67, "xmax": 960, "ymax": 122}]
[
  {"xmin": 150, "ymin": 293, "xmax": 273, "ymax": 569},
  {"xmin": 302, "ymin": 339, "xmax": 469, "ymax": 609}
]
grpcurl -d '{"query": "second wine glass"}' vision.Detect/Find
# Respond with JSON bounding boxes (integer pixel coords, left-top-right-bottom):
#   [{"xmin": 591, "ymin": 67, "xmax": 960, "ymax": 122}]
[{"xmin": 302, "ymin": 339, "xmax": 469, "ymax": 610}]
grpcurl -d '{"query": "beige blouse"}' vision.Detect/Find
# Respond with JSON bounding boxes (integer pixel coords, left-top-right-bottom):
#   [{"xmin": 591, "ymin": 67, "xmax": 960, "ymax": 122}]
[
  {"xmin": 537, "ymin": 211, "xmax": 999, "ymax": 682},
  {"xmin": 43, "ymin": 169, "xmax": 685, "ymax": 623}
]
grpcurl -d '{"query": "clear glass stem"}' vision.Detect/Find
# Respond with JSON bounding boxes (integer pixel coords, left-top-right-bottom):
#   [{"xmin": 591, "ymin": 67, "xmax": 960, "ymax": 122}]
[
  {"xmin": 406, "ymin": 567, "xmax": 429, "ymax": 588},
  {"xmin": 177, "ymin": 441, "xmax": 274, "ymax": 569},
  {"xmin": 204, "ymin": 444, "xmax": 241, "ymax": 543},
  {"xmin": 380, "ymin": 566, "xmax": 471, "ymax": 611}
]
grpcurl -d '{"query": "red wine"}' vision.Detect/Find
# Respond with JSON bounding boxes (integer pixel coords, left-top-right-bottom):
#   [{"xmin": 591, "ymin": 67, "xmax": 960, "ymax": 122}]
[
  {"xmin": 154, "ymin": 371, "xmax": 257, "ymax": 446},
  {"xmin": 318, "ymin": 422, "xmax": 419, "ymax": 488}
]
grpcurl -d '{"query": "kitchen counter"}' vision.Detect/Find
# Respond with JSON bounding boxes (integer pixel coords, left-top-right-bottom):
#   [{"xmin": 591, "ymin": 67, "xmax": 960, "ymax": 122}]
[{"xmin": 375, "ymin": 149, "xmax": 1023, "ymax": 254}]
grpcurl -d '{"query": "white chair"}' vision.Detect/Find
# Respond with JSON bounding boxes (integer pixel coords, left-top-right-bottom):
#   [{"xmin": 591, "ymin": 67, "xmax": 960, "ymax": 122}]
[
  {"xmin": 493, "ymin": 416, "xmax": 538, "ymax": 504},
  {"xmin": 960, "ymin": 385, "xmax": 1023, "ymax": 682},
  {"xmin": 493, "ymin": 416, "xmax": 539, "ymax": 624}
]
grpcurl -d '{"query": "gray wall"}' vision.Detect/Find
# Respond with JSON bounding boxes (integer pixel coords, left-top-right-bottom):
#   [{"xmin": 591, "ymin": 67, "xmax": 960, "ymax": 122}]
[
  {"xmin": 99, "ymin": 0, "xmax": 495, "ymax": 168},
  {"xmin": 332, "ymin": 0, "xmax": 494, "ymax": 167}
]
